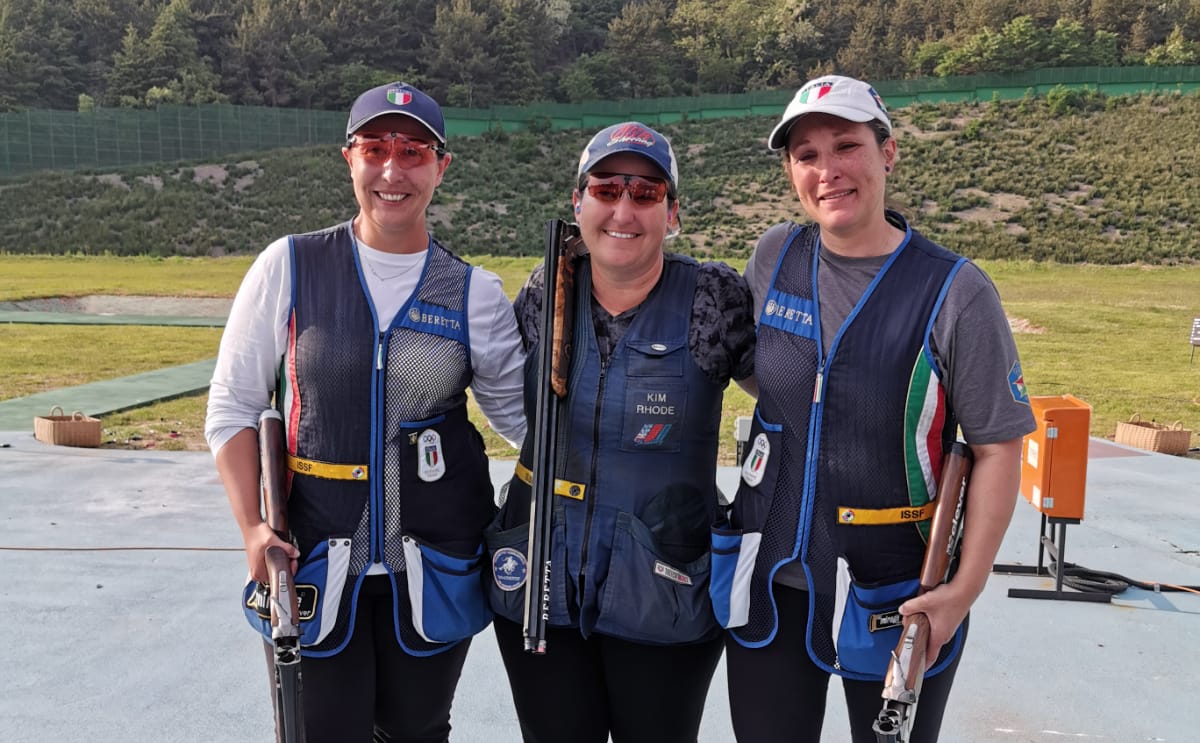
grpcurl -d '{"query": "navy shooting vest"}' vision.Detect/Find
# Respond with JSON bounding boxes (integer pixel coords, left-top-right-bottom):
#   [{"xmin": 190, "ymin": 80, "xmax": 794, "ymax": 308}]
[
  {"xmin": 487, "ymin": 253, "xmax": 725, "ymax": 645},
  {"xmin": 711, "ymin": 216, "xmax": 969, "ymax": 680},
  {"xmin": 241, "ymin": 221, "xmax": 494, "ymax": 658}
]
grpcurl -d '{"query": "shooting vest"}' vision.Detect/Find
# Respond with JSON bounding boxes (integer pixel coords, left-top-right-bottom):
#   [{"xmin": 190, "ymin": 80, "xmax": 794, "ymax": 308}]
[
  {"xmin": 488, "ymin": 253, "xmax": 724, "ymax": 645},
  {"xmin": 710, "ymin": 218, "xmax": 967, "ymax": 679},
  {"xmin": 242, "ymin": 221, "xmax": 494, "ymax": 658}
]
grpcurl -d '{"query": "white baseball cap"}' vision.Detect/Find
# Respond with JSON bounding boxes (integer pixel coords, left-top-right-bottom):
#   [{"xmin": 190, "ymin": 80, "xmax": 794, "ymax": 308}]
[{"xmin": 767, "ymin": 75, "xmax": 892, "ymax": 151}]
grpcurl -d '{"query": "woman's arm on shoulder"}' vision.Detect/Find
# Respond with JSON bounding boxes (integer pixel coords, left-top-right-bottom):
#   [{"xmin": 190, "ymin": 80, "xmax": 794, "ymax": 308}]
[
  {"xmin": 468, "ymin": 268, "xmax": 527, "ymax": 448},
  {"xmin": 693, "ymin": 261, "xmax": 756, "ymax": 386}
]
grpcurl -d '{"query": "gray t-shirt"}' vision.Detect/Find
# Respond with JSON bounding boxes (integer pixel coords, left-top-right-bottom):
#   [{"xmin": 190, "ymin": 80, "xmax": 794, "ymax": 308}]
[{"xmin": 745, "ymin": 219, "xmax": 1036, "ymax": 588}]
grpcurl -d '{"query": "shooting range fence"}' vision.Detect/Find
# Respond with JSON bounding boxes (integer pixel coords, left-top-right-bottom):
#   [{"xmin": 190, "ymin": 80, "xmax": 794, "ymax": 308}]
[{"xmin": 2, "ymin": 65, "xmax": 1198, "ymax": 176}]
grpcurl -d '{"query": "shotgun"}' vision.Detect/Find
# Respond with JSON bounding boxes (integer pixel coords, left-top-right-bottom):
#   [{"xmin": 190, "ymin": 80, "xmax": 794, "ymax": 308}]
[
  {"xmin": 259, "ymin": 409, "xmax": 305, "ymax": 743},
  {"xmin": 873, "ymin": 441, "xmax": 973, "ymax": 743},
  {"xmin": 523, "ymin": 219, "xmax": 580, "ymax": 654}
]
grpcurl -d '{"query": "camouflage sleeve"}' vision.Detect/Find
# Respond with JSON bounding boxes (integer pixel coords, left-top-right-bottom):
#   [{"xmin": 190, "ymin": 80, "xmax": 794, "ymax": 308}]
[
  {"xmin": 690, "ymin": 261, "xmax": 757, "ymax": 384},
  {"xmin": 512, "ymin": 262, "xmax": 546, "ymax": 353}
]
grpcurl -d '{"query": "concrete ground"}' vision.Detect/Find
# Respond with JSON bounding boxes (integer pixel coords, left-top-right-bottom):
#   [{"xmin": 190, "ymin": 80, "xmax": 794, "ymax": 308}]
[{"xmin": 2, "ymin": 430, "xmax": 1198, "ymax": 743}]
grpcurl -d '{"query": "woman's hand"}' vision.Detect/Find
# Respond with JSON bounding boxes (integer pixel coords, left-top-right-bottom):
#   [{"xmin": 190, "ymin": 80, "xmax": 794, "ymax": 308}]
[
  {"xmin": 241, "ymin": 520, "xmax": 299, "ymax": 584},
  {"xmin": 897, "ymin": 581, "xmax": 972, "ymax": 669}
]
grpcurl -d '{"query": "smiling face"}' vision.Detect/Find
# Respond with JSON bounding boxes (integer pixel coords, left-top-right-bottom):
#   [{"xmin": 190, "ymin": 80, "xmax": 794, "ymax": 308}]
[
  {"xmin": 341, "ymin": 114, "xmax": 450, "ymax": 253},
  {"xmin": 573, "ymin": 152, "xmax": 677, "ymax": 280},
  {"xmin": 783, "ymin": 112, "xmax": 896, "ymax": 249}
]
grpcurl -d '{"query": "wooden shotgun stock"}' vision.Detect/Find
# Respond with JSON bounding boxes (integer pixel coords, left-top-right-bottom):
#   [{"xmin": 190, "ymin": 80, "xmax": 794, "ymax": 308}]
[
  {"xmin": 873, "ymin": 441, "xmax": 973, "ymax": 743},
  {"xmin": 259, "ymin": 409, "xmax": 305, "ymax": 743},
  {"xmin": 523, "ymin": 219, "xmax": 580, "ymax": 654}
]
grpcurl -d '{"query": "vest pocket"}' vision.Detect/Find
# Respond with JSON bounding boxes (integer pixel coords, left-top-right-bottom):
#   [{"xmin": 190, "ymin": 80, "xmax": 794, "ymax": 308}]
[
  {"xmin": 709, "ymin": 525, "xmax": 762, "ymax": 629},
  {"xmin": 241, "ymin": 536, "xmax": 352, "ymax": 649},
  {"xmin": 400, "ymin": 534, "xmax": 492, "ymax": 644},
  {"xmin": 483, "ymin": 499, "xmax": 572, "ymax": 628},
  {"xmin": 731, "ymin": 408, "xmax": 783, "ymax": 531},
  {"xmin": 831, "ymin": 557, "xmax": 919, "ymax": 678},
  {"xmin": 595, "ymin": 511, "xmax": 717, "ymax": 645},
  {"xmin": 483, "ymin": 518, "xmax": 531, "ymax": 625}
]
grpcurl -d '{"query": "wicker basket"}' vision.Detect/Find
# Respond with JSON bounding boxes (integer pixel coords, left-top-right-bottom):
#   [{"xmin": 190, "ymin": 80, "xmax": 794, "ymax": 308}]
[
  {"xmin": 33, "ymin": 406, "xmax": 102, "ymax": 448},
  {"xmin": 1114, "ymin": 414, "xmax": 1192, "ymax": 456}
]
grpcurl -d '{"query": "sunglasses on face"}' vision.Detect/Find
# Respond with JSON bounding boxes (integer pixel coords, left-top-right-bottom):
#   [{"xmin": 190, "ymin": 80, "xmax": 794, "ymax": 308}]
[
  {"xmin": 585, "ymin": 174, "xmax": 670, "ymax": 206},
  {"xmin": 346, "ymin": 132, "xmax": 444, "ymax": 167}
]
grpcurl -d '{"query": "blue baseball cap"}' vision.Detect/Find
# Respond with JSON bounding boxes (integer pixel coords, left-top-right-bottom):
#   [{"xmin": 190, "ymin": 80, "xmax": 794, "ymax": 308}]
[
  {"xmin": 577, "ymin": 122, "xmax": 679, "ymax": 195},
  {"xmin": 346, "ymin": 82, "xmax": 446, "ymax": 145}
]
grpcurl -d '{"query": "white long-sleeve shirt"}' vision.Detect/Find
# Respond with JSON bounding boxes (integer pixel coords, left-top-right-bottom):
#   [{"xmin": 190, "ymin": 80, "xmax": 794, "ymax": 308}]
[{"xmin": 204, "ymin": 234, "xmax": 527, "ymax": 455}]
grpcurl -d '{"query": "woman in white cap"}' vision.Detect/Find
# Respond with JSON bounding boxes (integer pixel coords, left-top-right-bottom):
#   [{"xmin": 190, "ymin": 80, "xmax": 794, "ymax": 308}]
[
  {"xmin": 206, "ymin": 81, "xmax": 526, "ymax": 741},
  {"xmin": 711, "ymin": 75, "xmax": 1036, "ymax": 742},
  {"xmin": 485, "ymin": 121, "xmax": 756, "ymax": 742}
]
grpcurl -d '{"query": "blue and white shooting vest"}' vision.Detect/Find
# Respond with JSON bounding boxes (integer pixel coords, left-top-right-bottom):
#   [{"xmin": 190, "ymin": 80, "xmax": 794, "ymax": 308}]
[
  {"xmin": 243, "ymin": 221, "xmax": 494, "ymax": 657},
  {"xmin": 711, "ymin": 218, "xmax": 968, "ymax": 680}
]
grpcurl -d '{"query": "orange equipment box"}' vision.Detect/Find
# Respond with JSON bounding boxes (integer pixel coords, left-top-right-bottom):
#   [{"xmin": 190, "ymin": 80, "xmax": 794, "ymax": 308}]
[{"xmin": 1019, "ymin": 394, "xmax": 1091, "ymax": 521}]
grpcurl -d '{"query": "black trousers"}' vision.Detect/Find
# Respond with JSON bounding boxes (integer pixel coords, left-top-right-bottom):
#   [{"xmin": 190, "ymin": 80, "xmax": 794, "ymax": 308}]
[
  {"xmin": 493, "ymin": 616, "xmax": 724, "ymax": 743},
  {"xmin": 264, "ymin": 575, "xmax": 471, "ymax": 743},
  {"xmin": 724, "ymin": 584, "xmax": 967, "ymax": 743}
]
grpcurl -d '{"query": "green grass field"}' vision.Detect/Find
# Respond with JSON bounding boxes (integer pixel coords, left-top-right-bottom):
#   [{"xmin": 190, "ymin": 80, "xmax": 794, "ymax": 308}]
[{"xmin": 1, "ymin": 255, "xmax": 1197, "ymax": 459}]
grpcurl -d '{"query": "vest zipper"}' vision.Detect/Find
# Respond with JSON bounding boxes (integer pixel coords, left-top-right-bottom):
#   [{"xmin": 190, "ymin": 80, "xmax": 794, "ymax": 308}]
[
  {"xmin": 577, "ymin": 363, "xmax": 607, "ymax": 604},
  {"xmin": 373, "ymin": 330, "xmax": 387, "ymax": 564}
]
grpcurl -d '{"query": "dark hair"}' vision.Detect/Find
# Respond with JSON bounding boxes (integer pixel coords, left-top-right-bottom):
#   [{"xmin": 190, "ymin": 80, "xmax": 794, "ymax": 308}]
[{"xmin": 866, "ymin": 120, "xmax": 892, "ymax": 145}]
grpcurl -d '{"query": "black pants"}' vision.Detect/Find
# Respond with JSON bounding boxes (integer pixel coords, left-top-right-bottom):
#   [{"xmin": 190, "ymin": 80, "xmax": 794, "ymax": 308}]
[
  {"xmin": 264, "ymin": 576, "xmax": 471, "ymax": 743},
  {"xmin": 724, "ymin": 584, "xmax": 966, "ymax": 743},
  {"xmin": 493, "ymin": 616, "xmax": 724, "ymax": 743}
]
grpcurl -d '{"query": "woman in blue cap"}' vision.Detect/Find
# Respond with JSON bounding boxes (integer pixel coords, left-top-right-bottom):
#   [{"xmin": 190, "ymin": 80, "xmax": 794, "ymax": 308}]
[
  {"xmin": 713, "ymin": 75, "xmax": 1036, "ymax": 742},
  {"xmin": 206, "ymin": 81, "xmax": 526, "ymax": 742},
  {"xmin": 485, "ymin": 121, "xmax": 757, "ymax": 742}
]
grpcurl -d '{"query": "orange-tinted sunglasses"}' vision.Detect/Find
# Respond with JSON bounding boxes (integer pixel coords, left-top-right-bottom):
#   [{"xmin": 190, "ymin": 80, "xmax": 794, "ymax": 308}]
[{"xmin": 346, "ymin": 132, "xmax": 444, "ymax": 168}]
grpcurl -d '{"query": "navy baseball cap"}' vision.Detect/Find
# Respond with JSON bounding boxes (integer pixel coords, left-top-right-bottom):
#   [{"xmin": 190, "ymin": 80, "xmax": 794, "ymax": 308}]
[
  {"xmin": 577, "ymin": 122, "xmax": 679, "ymax": 195},
  {"xmin": 346, "ymin": 82, "xmax": 446, "ymax": 145}
]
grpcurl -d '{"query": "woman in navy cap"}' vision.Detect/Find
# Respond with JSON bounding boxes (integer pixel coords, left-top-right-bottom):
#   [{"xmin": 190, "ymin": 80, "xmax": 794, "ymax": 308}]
[
  {"xmin": 713, "ymin": 74, "xmax": 1035, "ymax": 742},
  {"xmin": 206, "ymin": 81, "xmax": 526, "ymax": 741},
  {"xmin": 485, "ymin": 121, "xmax": 756, "ymax": 742}
]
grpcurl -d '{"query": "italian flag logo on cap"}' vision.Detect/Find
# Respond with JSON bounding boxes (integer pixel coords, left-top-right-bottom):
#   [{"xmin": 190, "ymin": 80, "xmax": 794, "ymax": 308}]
[
  {"xmin": 387, "ymin": 89, "xmax": 412, "ymax": 106},
  {"xmin": 799, "ymin": 82, "xmax": 833, "ymax": 104}
]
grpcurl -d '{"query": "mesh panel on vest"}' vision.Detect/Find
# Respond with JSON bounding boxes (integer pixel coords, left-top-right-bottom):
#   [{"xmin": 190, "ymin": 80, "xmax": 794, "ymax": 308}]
[
  {"xmin": 805, "ymin": 480, "xmax": 840, "ymax": 664},
  {"xmin": 349, "ymin": 504, "xmax": 373, "ymax": 575},
  {"xmin": 382, "ymin": 442, "xmax": 406, "ymax": 571},
  {"xmin": 385, "ymin": 337, "xmax": 470, "ymax": 421},
  {"xmin": 744, "ymin": 436, "xmax": 803, "ymax": 642}
]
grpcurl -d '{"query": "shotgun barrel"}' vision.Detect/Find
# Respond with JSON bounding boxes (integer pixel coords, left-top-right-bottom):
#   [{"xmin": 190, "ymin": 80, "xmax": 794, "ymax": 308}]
[
  {"xmin": 523, "ymin": 219, "xmax": 578, "ymax": 654},
  {"xmin": 259, "ymin": 409, "xmax": 305, "ymax": 743}
]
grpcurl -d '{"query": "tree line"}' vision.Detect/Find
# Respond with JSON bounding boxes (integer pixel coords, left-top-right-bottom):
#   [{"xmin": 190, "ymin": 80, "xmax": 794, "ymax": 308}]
[{"xmin": 2, "ymin": 0, "xmax": 1199, "ymax": 113}]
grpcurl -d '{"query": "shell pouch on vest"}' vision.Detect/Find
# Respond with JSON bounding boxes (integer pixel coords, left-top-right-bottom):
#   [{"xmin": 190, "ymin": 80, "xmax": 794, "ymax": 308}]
[
  {"xmin": 242, "ymin": 536, "xmax": 353, "ymax": 648},
  {"xmin": 831, "ymin": 556, "xmax": 965, "ymax": 679},
  {"xmin": 483, "ymin": 496, "xmax": 571, "ymax": 627},
  {"xmin": 400, "ymin": 533, "xmax": 492, "ymax": 644},
  {"xmin": 710, "ymin": 408, "xmax": 781, "ymax": 629},
  {"xmin": 594, "ymin": 511, "xmax": 717, "ymax": 644},
  {"xmin": 832, "ymin": 557, "xmax": 918, "ymax": 677}
]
